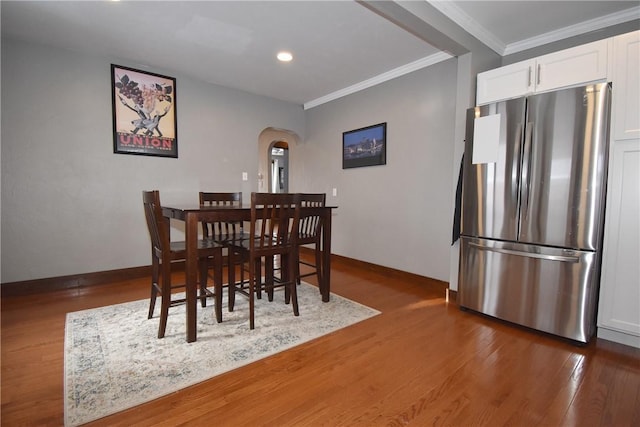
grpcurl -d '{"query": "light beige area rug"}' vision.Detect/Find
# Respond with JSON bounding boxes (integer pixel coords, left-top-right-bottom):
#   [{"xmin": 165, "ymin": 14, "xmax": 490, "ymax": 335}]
[{"xmin": 64, "ymin": 282, "xmax": 380, "ymax": 426}]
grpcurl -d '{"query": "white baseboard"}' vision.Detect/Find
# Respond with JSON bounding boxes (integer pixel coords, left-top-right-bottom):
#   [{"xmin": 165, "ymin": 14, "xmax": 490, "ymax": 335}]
[{"xmin": 597, "ymin": 327, "xmax": 640, "ymax": 349}]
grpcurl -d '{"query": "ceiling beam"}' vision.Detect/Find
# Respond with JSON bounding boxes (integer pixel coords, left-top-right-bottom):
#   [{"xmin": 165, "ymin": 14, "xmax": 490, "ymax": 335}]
[
  {"xmin": 357, "ymin": 0, "xmax": 470, "ymax": 56},
  {"xmin": 358, "ymin": 0, "xmax": 503, "ymax": 60}
]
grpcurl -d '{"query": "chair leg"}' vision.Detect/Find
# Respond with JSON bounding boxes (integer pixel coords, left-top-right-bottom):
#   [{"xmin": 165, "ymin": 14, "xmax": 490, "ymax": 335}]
[
  {"xmin": 158, "ymin": 260, "xmax": 171, "ymax": 339},
  {"xmin": 213, "ymin": 252, "xmax": 223, "ymax": 323},
  {"xmin": 148, "ymin": 256, "xmax": 160, "ymax": 319},
  {"xmin": 283, "ymin": 253, "xmax": 291, "ymax": 304},
  {"xmin": 295, "ymin": 252, "xmax": 302, "ymax": 285},
  {"xmin": 199, "ymin": 258, "xmax": 208, "ymax": 308},
  {"xmin": 240, "ymin": 257, "xmax": 246, "ymax": 296},
  {"xmin": 255, "ymin": 258, "xmax": 263, "ymax": 300},
  {"xmin": 249, "ymin": 256, "xmax": 256, "ymax": 330},
  {"xmin": 228, "ymin": 251, "xmax": 236, "ymax": 312},
  {"xmin": 314, "ymin": 242, "xmax": 323, "ymax": 285},
  {"xmin": 265, "ymin": 256, "xmax": 275, "ymax": 302},
  {"xmin": 290, "ymin": 279, "xmax": 299, "ymax": 316},
  {"xmin": 148, "ymin": 285, "xmax": 158, "ymax": 319},
  {"xmin": 287, "ymin": 253, "xmax": 299, "ymax": 316}
]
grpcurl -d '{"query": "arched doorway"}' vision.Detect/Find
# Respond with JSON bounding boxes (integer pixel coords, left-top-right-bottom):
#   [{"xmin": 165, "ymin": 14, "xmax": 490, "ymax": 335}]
[
  {"xmin": 269, "ymin": 140, "xmax": 289, "ymax": 193},
  {"xmin": 258, "ymin": 128, "xmax": 300, "ymax": 193}
]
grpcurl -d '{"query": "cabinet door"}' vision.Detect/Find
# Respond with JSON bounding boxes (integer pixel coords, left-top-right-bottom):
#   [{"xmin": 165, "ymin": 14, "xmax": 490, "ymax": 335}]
[
  {"xmin": 535, "ymin": 39, "xmax": 609, "ymax": 93},
  {"xmin": 612, "ymin": 31, "xmax": 640, "ymax": 140},
  {"xmin": 598, "ymin": 139, "xmax": 640, "ymax": 339},
  {"xmin": 476, "ymin": 59, "xmax": 534, "ymax": 105},
  {"xmin": 477, "ymin": 39, "xmax": 609, "ymax": 105}
]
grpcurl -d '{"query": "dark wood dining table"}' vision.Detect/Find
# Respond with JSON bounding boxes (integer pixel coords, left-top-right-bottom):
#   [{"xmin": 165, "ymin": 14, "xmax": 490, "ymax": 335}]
[{"xmin": 161, "ymin": 203, "xmax": 335, "ymax": 342}]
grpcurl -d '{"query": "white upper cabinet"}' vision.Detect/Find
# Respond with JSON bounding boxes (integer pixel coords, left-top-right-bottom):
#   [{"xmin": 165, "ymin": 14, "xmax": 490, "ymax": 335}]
[
  {"xmin": 477, "ymin": 39, "xmax": 609, "ymax": 105},
  {"xmin": 611, "ymin": 30, "xmax": 640, "ymax": 140},
  {"xmin": 476, "ymin": 59, "xmax": 535, "ymax": 105},
  {"xmin": 534, "ymin": 39, "xmax": 609, "ymax": 93}
]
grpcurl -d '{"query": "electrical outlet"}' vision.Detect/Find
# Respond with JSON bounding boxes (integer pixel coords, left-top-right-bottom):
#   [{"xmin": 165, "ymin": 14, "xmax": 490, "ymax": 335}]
[
  {"xmin": 332, "ymin": 188, "xmax": 337, "ymax": 197},
  {"xmin": 242, "ymin": 172, "xmax": 248, "ymax": 181}
]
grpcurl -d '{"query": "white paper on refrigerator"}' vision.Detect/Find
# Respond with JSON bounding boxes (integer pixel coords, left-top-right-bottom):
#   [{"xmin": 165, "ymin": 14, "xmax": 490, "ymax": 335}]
[{"xmin": 472, "ymin": 114, "xmax": 501, "ymax": 164}]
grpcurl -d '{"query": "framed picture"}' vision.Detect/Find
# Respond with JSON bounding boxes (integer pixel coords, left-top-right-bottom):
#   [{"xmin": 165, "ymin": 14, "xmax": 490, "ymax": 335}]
[
  {"xmin": 111, "ymin": 64, "xmax": 178, "ymax": 158},
  {"xmin": 342, "ymin": 122, "xmax": 386, "ymax": 169}
]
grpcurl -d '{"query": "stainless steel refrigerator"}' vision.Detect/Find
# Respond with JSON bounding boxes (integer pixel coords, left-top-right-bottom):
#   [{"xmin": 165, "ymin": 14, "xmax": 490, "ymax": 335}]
[{"xmin": 458, "ymin": 82, "xmax": 611, "ymax": 343}]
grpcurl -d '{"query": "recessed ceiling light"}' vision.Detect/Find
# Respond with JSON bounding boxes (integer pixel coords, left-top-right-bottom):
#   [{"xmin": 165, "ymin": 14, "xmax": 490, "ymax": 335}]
[{"xmin": 277, "ymin": 51, "xmax": 293, "ymax": 62}]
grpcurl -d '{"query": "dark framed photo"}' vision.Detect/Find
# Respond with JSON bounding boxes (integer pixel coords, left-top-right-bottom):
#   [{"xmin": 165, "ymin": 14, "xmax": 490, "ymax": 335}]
[
  {"xmin": 342, "ymin": 122, "xmax": 386, "ymax": 169},
  {"xmin": 111, "ymin": 64, "xmax": 178, "ymax": 158}
]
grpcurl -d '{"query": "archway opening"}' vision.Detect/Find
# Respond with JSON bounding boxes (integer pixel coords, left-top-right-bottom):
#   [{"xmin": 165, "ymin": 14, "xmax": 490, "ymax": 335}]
[
  {"xmin": 269, "ymin": 140, "xmax": 289, "ymax": 193},
  {"xmin": 258, "ymin": 127, "xmax": 300, "ymax": 193}
]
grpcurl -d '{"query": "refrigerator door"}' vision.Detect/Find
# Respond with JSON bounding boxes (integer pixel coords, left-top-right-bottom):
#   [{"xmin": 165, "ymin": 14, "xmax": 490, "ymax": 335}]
[
  {"xmin": 461, "ymin": 98, "xmax": 526, "ymax": 241},
  {"xmin": 519, "ymin": 83, "xmax": 611, "ymax": 250},
  {"xmin": 458, "ymin": 237, "xmax": 599, "ymax": 343}
]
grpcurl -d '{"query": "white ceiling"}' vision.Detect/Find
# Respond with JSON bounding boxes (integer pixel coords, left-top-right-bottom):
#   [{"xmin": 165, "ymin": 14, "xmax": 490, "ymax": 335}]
[{"xmin": 2, "ymin": 1, "xmax": 639, "ymax": 109}]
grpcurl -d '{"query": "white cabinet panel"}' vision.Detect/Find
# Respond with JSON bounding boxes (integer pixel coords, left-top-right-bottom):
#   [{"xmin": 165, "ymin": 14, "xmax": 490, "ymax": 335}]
[
  {"xmin": 598, "ymin": 139, "xmax": 640, "ymax": 347},
  {"xmin": 612, "ymin": 31, "xmax": 640, "ymax": 140},
  {"xmin": 535, "ymin": 39, "xmax": 609, "ymax": 93}
]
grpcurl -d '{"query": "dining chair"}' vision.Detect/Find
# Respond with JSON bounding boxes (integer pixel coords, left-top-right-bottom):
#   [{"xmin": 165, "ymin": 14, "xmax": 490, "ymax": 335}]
[
  {"xmin": 199, "ymin": 192, "xmax": 246, "ymax": 241},
  {"xmin": 230, "ymin": 192, "xmax": 300, "ymax": 329},
  {"xmin": 199, "ymin": 191, "xmax": 250, "ymax": 312},
  {"xmin": 295, "ymin": 193, "xmax": 326, "ymax": 286},
  {"xmin": 142, "ymin": 190, "xmax": 224, "ymax": 338}
]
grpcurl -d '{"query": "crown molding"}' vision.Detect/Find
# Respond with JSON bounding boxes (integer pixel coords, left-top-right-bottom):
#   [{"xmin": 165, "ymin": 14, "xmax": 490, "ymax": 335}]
[
  {"xmin": 504, "ymin": 6, "xmax": 640, "ymax": 55},
  {"xmin": 303, "ymin": 2, "xmax": 639, "ymax": 110},
  {"xmin": 429, "ymin": 1, "xmax": 639, "ymax": 57},
  {"xmin": 304, "ymin": 52, "xmax": 452, "ymax": 110}
]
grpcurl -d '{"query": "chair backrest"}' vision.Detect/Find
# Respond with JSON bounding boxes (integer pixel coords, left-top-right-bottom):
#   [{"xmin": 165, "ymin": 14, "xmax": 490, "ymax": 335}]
[
  {"xmin": 199, "ymin": 192, "xmax": 243, "ymax": 239},
  {"xmin": 250, "ymin": 192, "xmax": 299, "ymax": 255},
  {"xmin": 298, "ymin": 193, "xmax": 326, "ymax": 208},
  {"xmin": 142, "ymin": 190, "xmax": 169, "ymax": 253},
  {"xmin": 297, "ymin": 193, "xmax": 326, "ymax": 244}
]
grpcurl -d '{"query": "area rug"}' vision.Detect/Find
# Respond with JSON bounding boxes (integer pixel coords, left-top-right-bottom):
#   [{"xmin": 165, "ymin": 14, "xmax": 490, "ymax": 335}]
[{"xmin": 64, "ymin": 282, "xmax": 380, "ymax": 426}]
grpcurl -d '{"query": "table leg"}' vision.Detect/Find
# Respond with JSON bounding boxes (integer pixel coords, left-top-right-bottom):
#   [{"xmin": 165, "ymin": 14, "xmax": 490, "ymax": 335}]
[{"xmin": 185, "ymin": 213, "xmax": 198, "ymax": 342}]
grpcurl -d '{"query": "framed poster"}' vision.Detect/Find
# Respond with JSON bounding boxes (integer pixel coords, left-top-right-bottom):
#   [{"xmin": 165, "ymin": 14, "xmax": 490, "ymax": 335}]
[
  {"xmin": 342, "ymin": 122, "xmax": 386, "ymax": 169},
  {"xmin": 111, "ymin": 64, "xmax": 178, "ymax": 158}
]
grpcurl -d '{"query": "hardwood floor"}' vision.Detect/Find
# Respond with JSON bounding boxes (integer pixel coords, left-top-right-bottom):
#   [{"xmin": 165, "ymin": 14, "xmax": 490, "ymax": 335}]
[{"xmin": 2, "ymin": 255, "xmax": 639, "ymax": 426}]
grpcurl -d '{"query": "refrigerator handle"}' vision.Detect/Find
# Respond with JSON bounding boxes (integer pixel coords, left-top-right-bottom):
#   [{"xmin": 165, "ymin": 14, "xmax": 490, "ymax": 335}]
[
  {"xmin": 469, "ymin": 242, "xmax": 580, "ymax": 263},
  {"xmin": 521, "ymin": 122, "xmax": 534, "ymax": 221},
  {"xmin": 513, "ymin": 123, "xmax": 524, "ymax": 205}
]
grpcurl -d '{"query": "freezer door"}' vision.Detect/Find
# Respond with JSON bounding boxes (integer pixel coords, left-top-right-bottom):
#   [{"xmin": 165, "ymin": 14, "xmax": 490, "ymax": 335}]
[
  {"xmin": 461, "ymin": 98, "xmax": 526, "ymax": 241},
  {"xmin": 519, "ymin": 83, "xmax": 611, "ymax": 250},
  {"xmin": 458, "ymin": 237, "xmax": 599, "ymax": 343}
]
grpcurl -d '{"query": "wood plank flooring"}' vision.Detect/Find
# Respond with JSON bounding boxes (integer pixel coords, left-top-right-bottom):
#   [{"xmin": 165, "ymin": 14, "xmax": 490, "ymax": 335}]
[{"xmin": 2, "ymin": 255, "xmax": 639, "ymax": 426}]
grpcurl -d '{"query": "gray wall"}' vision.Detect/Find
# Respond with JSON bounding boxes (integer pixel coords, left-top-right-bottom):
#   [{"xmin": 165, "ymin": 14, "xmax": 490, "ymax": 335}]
[
  {"xmin": 2, "ymin": 18, "xmax": 635, "ymax": 289},
  {"xmin": 293, "ymin": 59, "xmax": 458, "ymax": 282},
  {"xmin": 1, "ymin": 38, "xmax": 304, "ymax": 283},
  {"xmin": 2, "ymin": 38, "xmax": 460, "ymax": 285}
]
